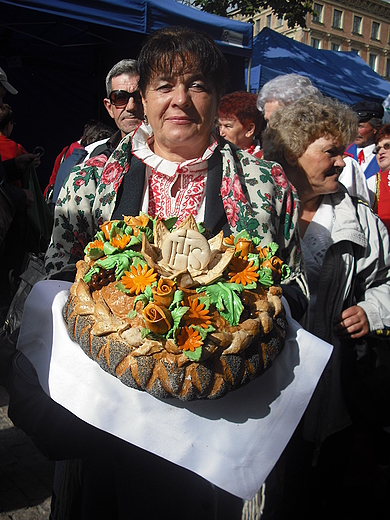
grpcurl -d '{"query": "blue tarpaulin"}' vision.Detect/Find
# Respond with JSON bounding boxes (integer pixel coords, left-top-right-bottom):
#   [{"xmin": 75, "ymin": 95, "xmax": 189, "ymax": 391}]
[
  {"xmin": 246, "ymin": 27, "xmax": 390, "ymax": 105},
  {"xmin": 1, "ymin": 0, "xmax": 253, "ymax": 57},
  {"xmin": 0, "ymin": 0, "xmax": 252, "ymax": 184}
]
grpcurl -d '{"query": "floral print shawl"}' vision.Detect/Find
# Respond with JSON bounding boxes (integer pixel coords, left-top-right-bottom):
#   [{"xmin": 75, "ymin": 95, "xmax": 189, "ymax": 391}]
[{"xmin": 45, "ymin": 128, "xmax": 305, "ymax": 295}]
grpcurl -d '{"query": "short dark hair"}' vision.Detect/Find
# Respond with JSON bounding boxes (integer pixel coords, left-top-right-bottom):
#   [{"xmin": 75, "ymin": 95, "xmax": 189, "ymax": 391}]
[
  {"xmin": 138, "ymin": 26, "xmax": 228, "ymax": 101},
  {"xmin": 80, "ymin": 120, "xmax": 115, "ymax": 147},
  {"xmin": 0, "ymin": 103, "xmax": 13, "ymax": 131}
]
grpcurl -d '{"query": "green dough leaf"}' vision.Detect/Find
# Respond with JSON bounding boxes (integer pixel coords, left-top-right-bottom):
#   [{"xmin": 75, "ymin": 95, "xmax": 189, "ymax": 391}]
[
  {"xmin": 183, "ymin": 346, "xmax": 202, "ymax": 361},
  {"xmin": 200, "ymin": 281, "xmax": 244, "ymax": 326}
]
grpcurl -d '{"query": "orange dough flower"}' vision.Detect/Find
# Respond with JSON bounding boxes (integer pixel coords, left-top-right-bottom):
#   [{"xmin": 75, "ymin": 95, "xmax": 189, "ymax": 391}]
[
  {"xmin": 124, "ymin": 214, "xmax": 149, "ymax": 236},
  {"xmin": 121, "ymin": 264, "xmax": 157, "ymax": 295},
  {"xmin": 110, "ymin": 234, "xmax": 131, "ymax": 250},
  {"xmin": 184, "ymin": 298, "xmax": 211, "ymax": 329},
  {"xmin": 224, "ymin": 235, "xmax": 235, "ymax": 246},
  {"xmin": 142, "ymin": 303, "xmax": 172, "ymax": 334},
  {"xmin": 87, "ymin": 239, "xmax": 104, "ymax": 252},
  {"xmin": 152, "ymin": 278, "xmax": 176, "ymax": 307},
  {"xmin": 228, "ymin": 257, "xmax": 259, "ymax": 286},
  {"xmin": 177, "ymin": 326, "xmax": 203, "ymax": 352}
]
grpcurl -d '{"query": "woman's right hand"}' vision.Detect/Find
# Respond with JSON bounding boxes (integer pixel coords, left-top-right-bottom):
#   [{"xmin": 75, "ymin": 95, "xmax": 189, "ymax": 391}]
[{"xmin": 334, "ymin": 305, "xmax": 369, "ymax": 339}]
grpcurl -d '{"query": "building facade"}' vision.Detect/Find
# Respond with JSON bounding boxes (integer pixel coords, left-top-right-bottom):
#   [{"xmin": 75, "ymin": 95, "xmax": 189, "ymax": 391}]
[{"xmin": 232, "ymin": 0, "xmax": 390, "ymax": 79}]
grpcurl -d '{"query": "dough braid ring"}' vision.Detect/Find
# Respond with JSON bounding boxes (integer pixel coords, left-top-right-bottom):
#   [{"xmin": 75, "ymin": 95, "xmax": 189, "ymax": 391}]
[{"xmin": 62, "ymin": 214, "xmax": 289, "ymax": 400}]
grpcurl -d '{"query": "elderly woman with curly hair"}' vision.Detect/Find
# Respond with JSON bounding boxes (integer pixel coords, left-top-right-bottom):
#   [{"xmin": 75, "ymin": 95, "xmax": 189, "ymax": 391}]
[{"xmin": 262, "ymin": 94, "xmax": 390, "ymax": 518}]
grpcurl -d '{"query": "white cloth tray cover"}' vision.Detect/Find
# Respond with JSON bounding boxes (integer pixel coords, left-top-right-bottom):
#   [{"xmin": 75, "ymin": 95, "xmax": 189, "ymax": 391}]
[{"xmin": 17, "ymin": 280, "xmax": 332, "ymax": 500}]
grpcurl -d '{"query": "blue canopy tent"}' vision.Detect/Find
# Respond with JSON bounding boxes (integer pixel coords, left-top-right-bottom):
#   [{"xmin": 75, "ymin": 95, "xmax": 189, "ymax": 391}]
[
  {"xmin": 0, "ymin": 0, "xmax": 253, "ymax": 57},
  {"xmin": 0, "ymin": 0, "xmax": 252, "ymax": 186},
  {"xmin": 246, "ymin": 27, "xmax": 390, "ymax": 105}
]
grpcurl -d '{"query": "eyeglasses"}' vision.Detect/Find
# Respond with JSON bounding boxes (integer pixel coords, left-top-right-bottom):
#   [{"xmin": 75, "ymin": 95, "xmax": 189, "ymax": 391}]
[
  {"xmin": 373, "ymin": 142, "xmax": 390, "ymax": 154},
  {"xmin": 109, "ymin": 90, "xmax": 142, "ymax": 107}
]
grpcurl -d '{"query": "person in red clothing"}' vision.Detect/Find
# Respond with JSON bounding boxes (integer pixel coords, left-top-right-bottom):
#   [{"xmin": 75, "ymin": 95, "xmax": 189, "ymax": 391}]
[
  {"xmin": 372, "ymin": 123, "xmax": 390, "ymax": 233},
  {"xmin": 0, "ymin": 103, "xmax": 27, "ymax": 161},
  {"xmin": 217, "ymin": 91, "xmax": 263, "ymax": 158}
]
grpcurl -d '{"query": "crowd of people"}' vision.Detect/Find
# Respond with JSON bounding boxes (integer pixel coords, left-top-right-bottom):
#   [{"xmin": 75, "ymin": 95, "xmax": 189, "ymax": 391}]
[{"xmin": 0, "ymin": 24, "xmax": 390, "ymax": 520}]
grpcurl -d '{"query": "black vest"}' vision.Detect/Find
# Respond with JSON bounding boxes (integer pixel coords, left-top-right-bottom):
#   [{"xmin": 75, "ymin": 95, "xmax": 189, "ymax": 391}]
[{"xmin": 112, "ymin": 150, "xmax": 230, "ymax": 237}]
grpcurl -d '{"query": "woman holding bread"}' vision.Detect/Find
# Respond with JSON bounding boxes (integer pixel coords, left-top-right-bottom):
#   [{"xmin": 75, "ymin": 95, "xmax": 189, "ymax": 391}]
[
  {"xmin": 9, "ymin": 27, "xmax": 310, "ymax": 520},
  {"xmin": 45, "ymin": 26, "xmax": 307, "ymax": 319}
]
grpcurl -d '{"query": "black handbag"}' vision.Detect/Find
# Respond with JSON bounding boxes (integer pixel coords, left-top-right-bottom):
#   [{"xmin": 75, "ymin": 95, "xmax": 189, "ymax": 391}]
[
  {"xmin": 0, "ymin": 179, "xmax": 15, "ymax": 246},
  {"xmin": 340, "ymin": 329, "xmax": 390, "ymax": 429}
]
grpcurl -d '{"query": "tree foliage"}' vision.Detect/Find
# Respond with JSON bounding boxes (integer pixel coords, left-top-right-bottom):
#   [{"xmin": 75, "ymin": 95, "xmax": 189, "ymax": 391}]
[{"xmin": 192, "ymin": 0, "xmax": 315, "ymax": 29}]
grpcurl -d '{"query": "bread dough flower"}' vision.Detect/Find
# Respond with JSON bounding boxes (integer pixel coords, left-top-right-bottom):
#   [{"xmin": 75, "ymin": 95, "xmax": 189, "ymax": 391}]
[
  {"xmin": 183, "ymin": 298, "xmax": 211, "ymax": 329},
  {"xmin": 177, "ymin": 326, "xmax": 203, "ymax": 352},
  {"xmin": 152, "ymin": 278, "xmax": 176, "ymax": 307},
  {"xmin": 121, "ymin": 263, "xmax": 157, "ymax": 295},
  {"xmin": 142, "ymin": 302, "xmax": 172, "ymax": 334},
  {"xmin": 228, "ymin": 257, "xmax": 259, "ymax": 286}
]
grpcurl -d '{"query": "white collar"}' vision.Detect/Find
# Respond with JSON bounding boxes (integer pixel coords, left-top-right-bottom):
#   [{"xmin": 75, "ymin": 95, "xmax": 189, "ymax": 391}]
[{"xmin": 131, "ymin": 122, "xmax": 218, "ymax": 177}]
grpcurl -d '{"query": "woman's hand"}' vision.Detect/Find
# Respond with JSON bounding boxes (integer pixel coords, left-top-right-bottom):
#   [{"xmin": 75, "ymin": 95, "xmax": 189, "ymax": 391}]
[{"xmin": 334, "ymin": 305, "xmax": 369, "ymax": 339}]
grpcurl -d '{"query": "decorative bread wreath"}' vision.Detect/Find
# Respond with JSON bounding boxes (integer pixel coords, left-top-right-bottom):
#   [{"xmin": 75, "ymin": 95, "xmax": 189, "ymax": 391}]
[{"xmin": 63, "ymin": 213, "xmax": 289, "ymax": 400}]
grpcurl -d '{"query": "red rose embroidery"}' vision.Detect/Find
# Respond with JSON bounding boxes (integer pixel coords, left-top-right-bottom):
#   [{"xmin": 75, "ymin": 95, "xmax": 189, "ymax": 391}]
[
  {"xmin": 223, "ymin": 197, "xmax": 239, "ymax": 226},
  {"xmin": 232, "ymin": 174, "xmax": 246, "ymax": 202},
  {"xmin": 101, "ymin": 162, "xmax": 123, "ymax": 186},
  {"xmin": 86, "ymin": 155, "xmax": 107, "ymax": 168},
  {"xmin": 271, "ymin": 165, "xmax": 289, "ymax": 189},
  {"xmin": 220, "ymin": 176, "xmax": 232, "ymax": 198}
]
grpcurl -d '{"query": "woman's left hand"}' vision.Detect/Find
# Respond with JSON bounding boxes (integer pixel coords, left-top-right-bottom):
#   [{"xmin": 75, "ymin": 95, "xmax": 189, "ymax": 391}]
[{"xmin": 334, "ymin": 305, "xmax": 369, "ymax": 339}]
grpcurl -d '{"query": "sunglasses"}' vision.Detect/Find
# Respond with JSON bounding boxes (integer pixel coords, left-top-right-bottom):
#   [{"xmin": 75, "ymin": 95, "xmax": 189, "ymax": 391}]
[
  {"xmin": 373, "ymin": 142, "xmax": 390, "ymax": 154},
  {"xmin": 109, "ymin": 90, "xmax": 142, "ymax": 107}
]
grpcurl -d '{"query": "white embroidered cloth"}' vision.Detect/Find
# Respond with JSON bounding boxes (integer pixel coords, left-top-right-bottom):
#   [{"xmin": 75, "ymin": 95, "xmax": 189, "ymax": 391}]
[
  {"xmin": 131, "ymin": 123, "xmax": 219, "ymax": 223},
  {"xmin": 17, "ymin": 280, "xmax": 332, "ymax": 500}
]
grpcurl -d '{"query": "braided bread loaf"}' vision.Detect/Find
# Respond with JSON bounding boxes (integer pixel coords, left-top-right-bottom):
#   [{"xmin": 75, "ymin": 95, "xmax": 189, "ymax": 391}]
[{"xmin": 62, "ymin": 214, "xmax": 288, "ymax": 400}]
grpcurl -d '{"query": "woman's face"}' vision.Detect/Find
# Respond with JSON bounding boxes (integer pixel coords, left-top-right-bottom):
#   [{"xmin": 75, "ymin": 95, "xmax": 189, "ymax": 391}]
[
  {"xmin": 375, "ymin": 137, "xmax": 390, "ymax": 172},
  {"xmin": 142, "ymin": 66, "xmax": 218, "ymax": 162},
  {"xmin": 263, "ymin": 100, "xmax": 283, "ymax": 121},
  {"xmin": 218, "ymin": 116, "xmax": 254, "ymax": 150},
  {"xmin": 295, "ymin": 136, "xmax": 346, "ymax": 198}
]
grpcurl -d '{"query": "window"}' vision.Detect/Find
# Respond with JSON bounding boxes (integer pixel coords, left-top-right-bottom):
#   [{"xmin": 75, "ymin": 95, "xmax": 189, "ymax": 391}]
[
  {"xmin": 312, "ymin": 3, "xmax": 323, "ymax": 23},
  {"xmin": 331, "ymin": 43, "xmax": 340, "ymax": 51},
  {"xmin": 386, "ymin": 58, "xmax": 390, "ymax": 78},
  {"xmin": 371, "ymin": 21, "xmax": 380, "ymax": 40},
  {"xmin": 332, "ymin": 9, "xmax": 343, "ymax": 29},
  {"xmin": 369, "ymin": 53, "xmax": 378, "ymax": 71},
  {"xmin": 266, "ymin": 14, "xmax": 272, "ymax": 28},
  {"xmin": 276, "ymin": 17, "xmax": 283, "ymax": 28},
  {"xmin": 353, "ymin": 15, "xmax": 362, "ymax": 34},
  {"xmin": 311, "ymin": 38, "xmax": 321, "ymax": 49},
  {"xmin": 255, "ymin": 19, "xmax": 260, "ymax": 35}
]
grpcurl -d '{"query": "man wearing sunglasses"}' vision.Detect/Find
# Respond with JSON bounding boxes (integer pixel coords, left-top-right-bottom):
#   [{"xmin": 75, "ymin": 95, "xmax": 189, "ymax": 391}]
[{"xmin": 87, "ymin": 59, "xmax": 144, "ymax": 159}]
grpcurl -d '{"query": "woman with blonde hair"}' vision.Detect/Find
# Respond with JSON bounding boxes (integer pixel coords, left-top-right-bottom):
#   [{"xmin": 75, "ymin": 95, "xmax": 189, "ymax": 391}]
[{"xmin": 263, "ymin": 94, "xmax": 390, "ymax": 518}]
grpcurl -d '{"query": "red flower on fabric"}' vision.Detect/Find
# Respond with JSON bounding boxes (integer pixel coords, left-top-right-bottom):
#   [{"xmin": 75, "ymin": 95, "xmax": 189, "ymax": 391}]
[
  {"xmin": 70, "ymin": 231, "xmax": 89, "ymax": 257},
  {"xmin": 271, "ymin": 165, "xmax": 289, "ymax": 190},
  {"xmin": 101, "ymin": 162, "xmax": 123, "ymax": 186},
  {"xmin": 220, "ymin": 176, "xmax": 232, "ymax": 198},
  {"xmin": 75, "ymin": 179, "xmax": 85, "ymax": 186},
  {"xmin": 223, "ymin": 197, "xmax": 239, "ymax": 226},
  {"xmin": 232, "ymin": 174, "xmax": 246, "ymax": 202},
  {"xmin": 86, "ymin": 155, "xmax": 107, "ymax": 168}
]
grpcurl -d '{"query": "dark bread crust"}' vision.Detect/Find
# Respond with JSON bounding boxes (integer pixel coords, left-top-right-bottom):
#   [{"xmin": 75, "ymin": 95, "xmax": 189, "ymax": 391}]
[{"xmin": 63, "ymin": 278, "xmax": 287, "ymax": 400}]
